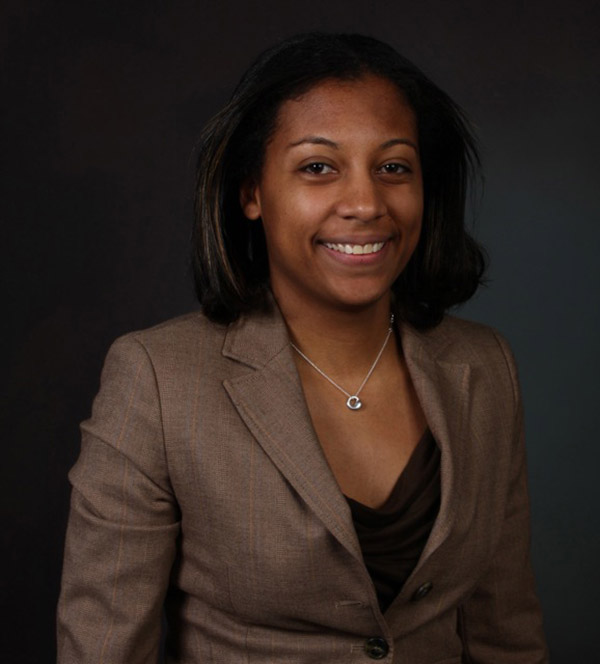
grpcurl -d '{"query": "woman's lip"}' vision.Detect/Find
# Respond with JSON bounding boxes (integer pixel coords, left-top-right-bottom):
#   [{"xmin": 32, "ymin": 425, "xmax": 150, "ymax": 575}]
[
  {"xmin": 320, "ymin": 240, "xmax": 387, "ymax": 256},
  {"xmin": 319, "ymin": 240, "xmax": 391, "ymax": 264}
]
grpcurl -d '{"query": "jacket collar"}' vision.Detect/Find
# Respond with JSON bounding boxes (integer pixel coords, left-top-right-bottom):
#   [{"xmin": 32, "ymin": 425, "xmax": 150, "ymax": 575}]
[
  {"xmin": 222, "ymin": 301, "xmax": 464, "ymax": 369},
  {"xmin": 221, "ymin": 302, "xmax": 290, "ymax": 370}
]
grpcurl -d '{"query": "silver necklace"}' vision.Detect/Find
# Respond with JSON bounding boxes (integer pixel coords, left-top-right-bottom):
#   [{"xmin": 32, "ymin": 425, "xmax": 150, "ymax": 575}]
[{"xmin": 290, "ymin": 314, "xmax": 395, "ymax": 411}]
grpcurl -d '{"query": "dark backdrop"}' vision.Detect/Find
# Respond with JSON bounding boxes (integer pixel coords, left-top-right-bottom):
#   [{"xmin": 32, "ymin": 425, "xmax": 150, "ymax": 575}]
[{"xmin": 2, "ymin": 1, "xmax": 599, "ymax": 661}]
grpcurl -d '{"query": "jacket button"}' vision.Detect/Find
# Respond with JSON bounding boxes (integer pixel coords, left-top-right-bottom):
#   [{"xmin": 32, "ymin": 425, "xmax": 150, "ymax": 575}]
[
  {"xmin": 411, "ymin": 581, "xmax": 433, "ymax": 601},
  {"xmin": 365, "ymin": 637, "xmax": 389, "ymax": 659}
]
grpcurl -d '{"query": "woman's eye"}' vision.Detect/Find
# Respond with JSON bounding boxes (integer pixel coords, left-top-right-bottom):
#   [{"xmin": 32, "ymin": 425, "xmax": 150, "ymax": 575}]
[
  {"xmin": 302, "ymin": 162, "xmax": 334, "ymax": 175},
  {"xmin": 379, "ymin": 163, "xmax": 409, "ymax": 175}
]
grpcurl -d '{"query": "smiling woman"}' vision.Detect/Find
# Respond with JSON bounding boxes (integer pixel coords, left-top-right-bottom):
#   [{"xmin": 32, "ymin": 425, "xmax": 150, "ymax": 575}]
[
  {"xmin": 240, "ymin": 76, "xmax": 423, "ymax": 317},
  {"xmin": 57, "ymin": 33, "xmax": 548, "ymax": 663}
]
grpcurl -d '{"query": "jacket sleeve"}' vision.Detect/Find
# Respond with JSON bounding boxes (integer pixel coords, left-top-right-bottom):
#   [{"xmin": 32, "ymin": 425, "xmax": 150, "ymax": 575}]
[
  {"xmin": 57, "ymin": 335, "xmax": 180, "ymax": 664},
  {"xmin": 458, "ymin": 332, "xmax": 548, "ymax": 663}
]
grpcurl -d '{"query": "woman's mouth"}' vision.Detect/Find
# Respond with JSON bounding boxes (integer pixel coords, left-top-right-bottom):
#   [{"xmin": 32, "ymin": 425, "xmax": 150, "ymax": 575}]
[{"xmin": 322, "ymin": 241, "xmax": 386, "ymax": 256}]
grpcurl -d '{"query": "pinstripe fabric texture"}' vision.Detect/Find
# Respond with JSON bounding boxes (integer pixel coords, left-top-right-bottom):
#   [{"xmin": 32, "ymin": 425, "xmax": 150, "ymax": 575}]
[{"xmin": 57, "ymin": 305, "xmax": 548, "ymax": 663}]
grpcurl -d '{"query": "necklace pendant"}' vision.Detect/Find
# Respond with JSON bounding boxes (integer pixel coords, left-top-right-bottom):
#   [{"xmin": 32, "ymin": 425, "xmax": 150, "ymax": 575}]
[{"xmin": 346, "ymin": 395, "xmax": 362, "ymax": 410}]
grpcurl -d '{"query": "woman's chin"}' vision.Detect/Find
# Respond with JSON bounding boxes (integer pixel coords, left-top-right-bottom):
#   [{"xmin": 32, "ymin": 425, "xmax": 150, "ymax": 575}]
[
  {"xmin": 270, "ymin": 273, "xmax": 395, "ymax": 316},
  {"xmin": 318, "ymin": 284, "xmax": 393, "ymax": 312}
]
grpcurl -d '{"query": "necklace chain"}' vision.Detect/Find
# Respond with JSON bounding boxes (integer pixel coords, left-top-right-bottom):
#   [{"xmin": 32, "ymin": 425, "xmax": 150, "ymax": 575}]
[{"xmin": 290, "ymin": 314, "xmax": 395, "ymax": 411}]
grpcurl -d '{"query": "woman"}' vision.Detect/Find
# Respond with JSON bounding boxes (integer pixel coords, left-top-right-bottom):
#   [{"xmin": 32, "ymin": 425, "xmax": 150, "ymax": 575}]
[{"xmin": 57, "ymin": 34, "xmax": 548, "ymax": 663}]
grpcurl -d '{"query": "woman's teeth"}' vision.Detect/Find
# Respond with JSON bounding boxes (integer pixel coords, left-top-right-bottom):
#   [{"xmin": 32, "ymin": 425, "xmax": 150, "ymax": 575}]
[{"xmin": 323, "ymin": 241, "xmax": 385, "ymax": 255}]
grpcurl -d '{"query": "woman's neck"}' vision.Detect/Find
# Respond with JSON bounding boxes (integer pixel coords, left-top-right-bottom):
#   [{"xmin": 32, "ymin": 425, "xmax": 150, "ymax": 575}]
[{"xmin": 275, "ymin": 292, "xmax": 397, "ymax": 383}]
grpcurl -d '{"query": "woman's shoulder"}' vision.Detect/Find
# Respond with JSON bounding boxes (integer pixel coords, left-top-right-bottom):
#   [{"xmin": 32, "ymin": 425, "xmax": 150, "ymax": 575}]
[
  {"xmin": 409, "ymin": 313, "xmax": 518, "ymax": 374},
  {"xmin": 438, "ymin": 313, "xmax": 507, "ymax": 345},
  {"xmin": 102, "ymin": 310, "xmax": 231, "ymax": 378}
]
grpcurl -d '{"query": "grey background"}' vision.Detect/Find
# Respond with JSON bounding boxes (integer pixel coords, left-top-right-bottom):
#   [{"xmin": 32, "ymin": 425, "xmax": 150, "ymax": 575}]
[{"xmin": 2, "ymin": 0, "xmax": 599, "ymax": 661}]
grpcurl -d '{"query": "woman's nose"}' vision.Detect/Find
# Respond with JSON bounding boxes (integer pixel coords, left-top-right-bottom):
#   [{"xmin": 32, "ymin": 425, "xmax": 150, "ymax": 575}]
[{"xmin": 335, "ymin": 172, "xmax": 386, "ymax": 222}]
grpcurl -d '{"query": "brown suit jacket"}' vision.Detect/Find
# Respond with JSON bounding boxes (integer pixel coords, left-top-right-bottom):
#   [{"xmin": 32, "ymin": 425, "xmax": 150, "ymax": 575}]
[{"xmin": 57, "ymin": 306, "xmax": 548, "ymax": 663}]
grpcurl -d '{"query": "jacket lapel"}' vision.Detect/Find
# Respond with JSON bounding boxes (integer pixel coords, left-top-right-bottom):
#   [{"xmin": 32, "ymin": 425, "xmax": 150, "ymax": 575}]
[
  {"xmin": 222, "ymin": 305, "xmax": 362, "ymax": 561},
  {"xmin": 400, "ymin": 323, "xmax": 471, "ymax": 566}
]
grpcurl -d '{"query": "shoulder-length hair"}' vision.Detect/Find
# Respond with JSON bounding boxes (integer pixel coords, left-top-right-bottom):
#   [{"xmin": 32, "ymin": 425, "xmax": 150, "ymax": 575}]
[{"xmin": 192, "ymin": 33, "xmax": 486, "ymax": 329}]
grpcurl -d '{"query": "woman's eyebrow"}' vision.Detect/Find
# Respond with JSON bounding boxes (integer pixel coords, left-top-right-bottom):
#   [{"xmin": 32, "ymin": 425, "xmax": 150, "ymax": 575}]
[
  {"xmin": 380, "ymin": 138, "xmax": 418, "ymax": 151},
  {"xmin": 287, "ymin": 136, "xmax": 339, "ymax": 149}
]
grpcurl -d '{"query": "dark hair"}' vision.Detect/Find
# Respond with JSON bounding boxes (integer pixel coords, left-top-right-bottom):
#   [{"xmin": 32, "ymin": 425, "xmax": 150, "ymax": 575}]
[{"xmin": 192, "ymin": 33, "xmax": 486, "ymax": 329}]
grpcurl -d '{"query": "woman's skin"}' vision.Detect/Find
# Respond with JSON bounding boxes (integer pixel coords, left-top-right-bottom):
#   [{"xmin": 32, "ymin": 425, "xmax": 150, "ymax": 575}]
[{"xmin": 241, "ymin": 75, "xmax": 428, "ymax": 508}]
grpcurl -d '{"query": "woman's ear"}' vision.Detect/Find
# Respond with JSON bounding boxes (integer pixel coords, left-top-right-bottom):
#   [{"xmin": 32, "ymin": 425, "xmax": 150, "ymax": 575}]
[{"xmin": 240, "ymin": 179, "xmax": 262, "ymax": 220}]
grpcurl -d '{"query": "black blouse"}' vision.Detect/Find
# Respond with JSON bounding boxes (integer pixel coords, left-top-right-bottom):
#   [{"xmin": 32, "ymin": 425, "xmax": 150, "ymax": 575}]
[{"xmin": 345, "ymin": 429, "xmax": 441, "ymax": 612}]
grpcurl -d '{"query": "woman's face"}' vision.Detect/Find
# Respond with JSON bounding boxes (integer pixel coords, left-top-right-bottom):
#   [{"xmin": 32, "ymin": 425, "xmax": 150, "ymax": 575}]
[{"xmin": 241, "ymin": 75, "xmax": 423, "ymax": 315}]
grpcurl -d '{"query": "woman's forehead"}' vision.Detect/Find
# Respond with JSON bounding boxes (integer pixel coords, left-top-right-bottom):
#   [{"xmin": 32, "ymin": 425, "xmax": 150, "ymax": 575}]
[{"xmin": 270, "ymin": 76, "xmax": 417, "ymax": 146}]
